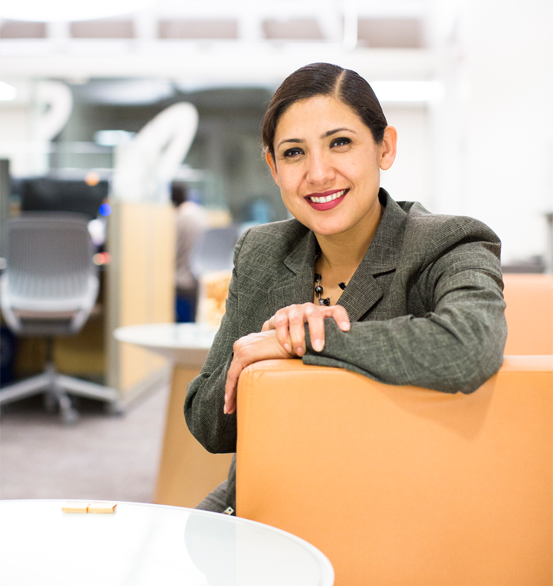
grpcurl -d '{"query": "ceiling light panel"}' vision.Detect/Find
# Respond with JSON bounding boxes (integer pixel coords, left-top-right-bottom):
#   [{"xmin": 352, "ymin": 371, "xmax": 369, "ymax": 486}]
[{"xmin": 0, "ymin": 0, "xmax": 156, "ymax": 22}]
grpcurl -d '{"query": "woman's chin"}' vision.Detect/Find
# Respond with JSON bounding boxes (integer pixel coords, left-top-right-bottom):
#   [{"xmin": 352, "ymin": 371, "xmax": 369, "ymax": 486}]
[{"xmin": 305, "ymin": 217, "xmax": 354, "ymax": 238}]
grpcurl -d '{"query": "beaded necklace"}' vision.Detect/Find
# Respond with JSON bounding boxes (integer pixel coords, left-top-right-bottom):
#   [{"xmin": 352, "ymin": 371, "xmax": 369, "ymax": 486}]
[{"xmin": 314, "ymin": 273, "xmax": 347, "ymax": 306}]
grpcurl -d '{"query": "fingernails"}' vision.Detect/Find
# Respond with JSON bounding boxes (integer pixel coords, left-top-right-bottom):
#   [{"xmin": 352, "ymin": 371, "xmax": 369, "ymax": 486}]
[
  {"xmin": 296, "ymin": 346, "xmax": 304, "ymax": 357},
  {"xmin": 283, "ymin": 343, "xmax": 291, "ymax": 353},
  {"xmin": 312, "ymin": 338, "xmax": 324, "ymax": 352},
  {"xmin": 341, "ymin": 322, "xmax": 350, "ymax": 331}
]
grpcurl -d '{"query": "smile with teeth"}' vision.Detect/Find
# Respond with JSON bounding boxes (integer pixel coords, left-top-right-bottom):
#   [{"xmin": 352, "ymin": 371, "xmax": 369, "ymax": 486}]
[{"xmin": 309, "ymin": 189, "xmax": 348, "ymax": 203}]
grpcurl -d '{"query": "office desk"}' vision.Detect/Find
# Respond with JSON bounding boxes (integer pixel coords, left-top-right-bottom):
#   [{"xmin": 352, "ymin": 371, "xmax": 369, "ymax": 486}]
[
  {"xmin": 0, "ymin": 500, "xmax": 334, "ymax": 586},
  {"xmin": 114, "ymin": 324, "xmax": 234, "ymax": 508}
]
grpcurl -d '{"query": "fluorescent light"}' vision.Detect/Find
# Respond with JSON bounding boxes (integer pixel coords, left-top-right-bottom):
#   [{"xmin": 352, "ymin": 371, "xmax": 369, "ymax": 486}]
[
  {"xmin": 0, "ymin": 0, "xmax": 155, "ymax": 22},
  {"xmin": 0, "ymin": 82, "xmax": 17, "ymax": 101},
  {"xmin": 95, "ymin": 130, "xmax": 136, "ymax": 147},
  {"xmin": 370, "ymin": 81, "xmax": 445, "ymax": 103}
]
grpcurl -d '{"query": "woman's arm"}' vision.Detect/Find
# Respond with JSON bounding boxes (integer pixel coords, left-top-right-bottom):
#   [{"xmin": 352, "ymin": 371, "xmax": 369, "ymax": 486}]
[
  {"xmin": 302, "ymin": 239, "xmax": 507, "ymax": 394},
  {"xmin": 183, "ymin": 233, "xmax": 246, "ymax": 454}
]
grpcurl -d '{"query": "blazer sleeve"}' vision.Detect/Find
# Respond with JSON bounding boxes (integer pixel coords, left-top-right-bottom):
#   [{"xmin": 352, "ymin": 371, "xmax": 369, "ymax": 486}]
[
  {"xmin": 183, "ymin": 231, "xmax": 249, "ymax": 454},
  {"xmin": 302, "ymin": 237, "xmax": 507, "ymax": 395}
]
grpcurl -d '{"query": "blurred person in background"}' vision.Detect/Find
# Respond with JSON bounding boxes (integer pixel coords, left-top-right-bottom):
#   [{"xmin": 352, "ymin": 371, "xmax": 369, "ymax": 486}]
[{"xmin": 172, "ymin": 183, "xmax": 209, "ymax": 322}]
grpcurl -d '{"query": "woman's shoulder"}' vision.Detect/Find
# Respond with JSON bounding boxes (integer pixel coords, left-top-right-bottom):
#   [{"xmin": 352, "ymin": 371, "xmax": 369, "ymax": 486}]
[
  {"xmin": 396, "ymin": 199, "xmax": 501, "ymax": 247},
  {"xmin": 237, "ymin": 218, "xmax": 311, "ymax": 256}
]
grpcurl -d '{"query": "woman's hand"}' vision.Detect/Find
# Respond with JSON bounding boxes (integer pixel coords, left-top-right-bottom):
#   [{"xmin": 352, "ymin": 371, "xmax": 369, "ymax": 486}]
[
  {"xmin": 261, "ymin": 302, "xmax": 350, "ymax": 357},
  {"xmin": 224, "ymin": 330, "xmax": 294, "ymax": 415}
]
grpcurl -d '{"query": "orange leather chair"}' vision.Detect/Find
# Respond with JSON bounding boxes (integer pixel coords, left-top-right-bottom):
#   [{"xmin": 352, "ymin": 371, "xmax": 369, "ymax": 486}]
[
  {"xmin": 503, "ymin": 274, "xmax": 553, "ymax": 354},
  {"xmin": 236, "ymin": 356, "xmax": 553, "ymax": 586}
]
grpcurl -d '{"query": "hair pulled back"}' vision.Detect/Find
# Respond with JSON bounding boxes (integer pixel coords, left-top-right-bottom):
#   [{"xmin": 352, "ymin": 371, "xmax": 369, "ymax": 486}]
[{"xmin": 261, "ymin": 62, "xmax": 388, "ymax": 159}]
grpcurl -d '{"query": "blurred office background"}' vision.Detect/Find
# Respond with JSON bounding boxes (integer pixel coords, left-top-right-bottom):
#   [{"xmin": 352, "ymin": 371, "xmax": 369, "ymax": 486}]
[{"xmin": 0, "ymin": 0, "xmax": 552, "ymax": 502}]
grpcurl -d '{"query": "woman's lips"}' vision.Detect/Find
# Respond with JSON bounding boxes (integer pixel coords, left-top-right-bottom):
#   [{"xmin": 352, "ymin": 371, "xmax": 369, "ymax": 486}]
[{"xmin": 304, "ymin": 188, "xmax": 348, "ymax": 211}]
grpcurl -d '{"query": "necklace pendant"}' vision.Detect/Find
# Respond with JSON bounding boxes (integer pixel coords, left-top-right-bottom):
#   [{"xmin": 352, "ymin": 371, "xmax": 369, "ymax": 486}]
[{"xmin": 319, "ymin": 297, "xmax": 330, "ymax": 306}]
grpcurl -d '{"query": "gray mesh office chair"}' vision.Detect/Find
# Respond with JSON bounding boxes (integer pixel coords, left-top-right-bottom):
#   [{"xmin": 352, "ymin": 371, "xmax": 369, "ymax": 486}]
[
  {"xmin": 0, "ymin": 212, "xmax": 121, "ymax": 423},
  {"xmin": 189, "ymin": 225, "xmax": 239, "ymax": 277}
]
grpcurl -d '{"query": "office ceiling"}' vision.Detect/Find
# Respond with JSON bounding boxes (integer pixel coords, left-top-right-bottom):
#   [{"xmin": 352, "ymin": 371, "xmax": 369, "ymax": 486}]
[
  {"xmin": 0, "ymin": 1, "xmax": 463, "ymax": 102},
  {"xmin": 0, "ymin": 1, "xmax": 432, "ymax": 45}
]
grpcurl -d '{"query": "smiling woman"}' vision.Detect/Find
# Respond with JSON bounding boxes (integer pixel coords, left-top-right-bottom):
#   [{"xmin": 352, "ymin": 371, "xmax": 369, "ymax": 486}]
[{"xmin": 184, "ymin": 62, "xmax": 508, "ymax": 516}]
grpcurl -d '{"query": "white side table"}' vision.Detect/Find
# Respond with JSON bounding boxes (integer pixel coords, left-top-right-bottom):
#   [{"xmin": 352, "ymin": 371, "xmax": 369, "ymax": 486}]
[
  {"xmin": 0, "ymin": 500, "xmax": 334, "ymax": 586},
  {"xmin": 114, "ymin": 323, "xmax": 234, "ymax": 508}
]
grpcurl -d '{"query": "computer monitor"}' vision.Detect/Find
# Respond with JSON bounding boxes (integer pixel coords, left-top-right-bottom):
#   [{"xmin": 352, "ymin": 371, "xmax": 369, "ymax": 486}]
[{"xmin": 17, "ymin": 178, "xmax": 109, "ymax": 219}]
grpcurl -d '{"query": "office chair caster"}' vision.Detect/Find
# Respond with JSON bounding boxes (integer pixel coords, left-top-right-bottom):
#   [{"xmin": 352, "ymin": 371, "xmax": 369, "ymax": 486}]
[
  {"xmin": 57, "ymin": 392, "xmax": 79, "ymax": 425},
  {"xmin": 105, "ymin": 400, "xmax": 124, "ymax": 417},
  {"xmin": 43, "ymin": 390, "xmax": 58, "ymax": 414}
]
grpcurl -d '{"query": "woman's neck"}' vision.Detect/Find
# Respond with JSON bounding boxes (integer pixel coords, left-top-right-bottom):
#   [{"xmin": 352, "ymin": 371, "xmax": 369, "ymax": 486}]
[{"xmin": 315, "ymin": 202, "xmax": 384, "ymax": 279}]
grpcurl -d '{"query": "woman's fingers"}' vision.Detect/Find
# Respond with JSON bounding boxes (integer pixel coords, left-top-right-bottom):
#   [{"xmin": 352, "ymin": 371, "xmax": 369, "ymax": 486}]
[
  {"xmin": 287, "ymin": 305, "xmax": 308, "ymax": 356},
  {"xmin": 305, "ymin": 304, "xmax": 326, "ymax": 352},
  {"xmin": 273, "ymin": 311, "xmax": 293, "ymax": 353},
  {"xmin": 224, "ymin": 331, "xmax": 294, "ymax": 414},
  {"xmin": 261, "ymin": 303, "xmax": 351, "ymax": 355},
  {"xmin": 224, "ymin": 359, "xmax": 241, "ymax": 414},
  {"xmin": 322, "ymin": 304, "xmax": 351, "ymax": 332},
  {"xmin": 225, "ymin": 307, "xmax": 351, "ymax": 414}
]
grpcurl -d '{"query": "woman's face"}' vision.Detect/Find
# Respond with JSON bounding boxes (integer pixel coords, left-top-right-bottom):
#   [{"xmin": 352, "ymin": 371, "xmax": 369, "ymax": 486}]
[{"xmin": 266, "ymin": 95, "xmax": 396, "ymax": 240}]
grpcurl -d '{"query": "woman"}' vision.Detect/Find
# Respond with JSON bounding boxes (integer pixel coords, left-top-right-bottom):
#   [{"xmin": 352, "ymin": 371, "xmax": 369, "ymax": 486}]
[{"xmin": 185, "ymin": 62, "xmax": 507, "ymax": 515}]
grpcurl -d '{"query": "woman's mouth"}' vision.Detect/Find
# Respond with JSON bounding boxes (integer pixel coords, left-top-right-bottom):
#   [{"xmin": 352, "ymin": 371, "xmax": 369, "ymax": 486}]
[{"xmin": 305, "ymin": 188, "xmax": 349, "ymax": 211}]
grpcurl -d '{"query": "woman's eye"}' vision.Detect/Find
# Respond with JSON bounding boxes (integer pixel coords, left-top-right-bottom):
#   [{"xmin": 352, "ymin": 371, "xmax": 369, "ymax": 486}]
[
  {"xmin": 283, "ymin": 147, "xmax": 304, "ymax": 158},
  {"xmin": 330, "ymin": 137, "xmax": 352, "ymax": 148}
]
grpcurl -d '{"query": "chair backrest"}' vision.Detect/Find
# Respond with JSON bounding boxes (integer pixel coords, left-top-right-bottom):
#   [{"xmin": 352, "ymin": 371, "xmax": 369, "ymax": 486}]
[
  {"xmin": 503, "ymin": 273, "xmax": 553, "ymax": 354},
  {"xmin": 189, "ymin": 225, "xmax": 239, "ymax": 278},
  {"xmin": 237, "ymin": 357, "xmax": 553, "ymax": 586},
  {"xmin": 1, "ymin": 212, "xmax": 98, "ymax": 335}
]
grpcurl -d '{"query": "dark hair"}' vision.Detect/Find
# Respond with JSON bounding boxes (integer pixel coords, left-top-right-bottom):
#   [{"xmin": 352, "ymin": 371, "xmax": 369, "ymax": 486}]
[{"xmin": 262, "ymin": 62, "xmax": 388, "ymax": 160}]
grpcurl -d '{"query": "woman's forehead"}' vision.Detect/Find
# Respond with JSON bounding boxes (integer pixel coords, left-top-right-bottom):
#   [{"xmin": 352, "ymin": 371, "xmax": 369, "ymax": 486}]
[{"xmin": 275, "ymin": 95, "xmax": 364, "ymax": 136}]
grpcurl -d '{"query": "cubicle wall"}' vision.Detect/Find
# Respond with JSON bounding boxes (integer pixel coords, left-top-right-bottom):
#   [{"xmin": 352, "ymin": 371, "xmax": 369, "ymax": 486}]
[{"xmin": 106, "ymin": 201, "xmax": 176, "ymax": 396}]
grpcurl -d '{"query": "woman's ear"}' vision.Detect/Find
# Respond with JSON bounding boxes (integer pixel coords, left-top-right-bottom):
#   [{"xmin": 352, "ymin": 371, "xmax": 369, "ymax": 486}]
[
  {"xmin": 264, "ymin": 148, "xmax": 280, "ymax": 186},
  {"xmin": 379, "ymin": 126, "xmax": 397, "ymax": 171}
]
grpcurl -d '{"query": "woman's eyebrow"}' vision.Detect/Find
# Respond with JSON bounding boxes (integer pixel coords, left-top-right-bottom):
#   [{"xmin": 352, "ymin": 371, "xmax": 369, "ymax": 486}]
[
  {"xmin": 322, "ymin": 127, "xmax": 356, "ymax": 138},
  {"xmin": 276, "ymin": 138, "xmax": 303, "ymax": 149},
  {"xmin": 276, "ymin": 127, "xmax": 356, "ymax": 149}
]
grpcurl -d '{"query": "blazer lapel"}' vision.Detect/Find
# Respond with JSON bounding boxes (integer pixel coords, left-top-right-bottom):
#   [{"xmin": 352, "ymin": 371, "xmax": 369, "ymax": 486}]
[
  {"xmin": 338, "ymin": 192, "xmax": 408, "ymax": 322},
  {"xmin": 268, "ymin": 230, "xmax": 318, "ymax": 313},
  {"xmin": 338, "ymin": 267, "xmax": 384, "ymax": 322}
]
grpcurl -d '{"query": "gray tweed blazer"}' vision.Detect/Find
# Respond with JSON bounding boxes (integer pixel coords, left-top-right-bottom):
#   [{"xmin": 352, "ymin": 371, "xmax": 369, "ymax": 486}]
[{"xmin": 185, "ymin": 190, "xmax": 507, "ymax": 511}]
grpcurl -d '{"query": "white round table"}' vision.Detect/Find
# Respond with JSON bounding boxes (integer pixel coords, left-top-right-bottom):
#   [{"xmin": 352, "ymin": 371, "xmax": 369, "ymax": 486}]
[
  {"xmin": 0, "ymin": 500, "xmax": 334, "ymax": 586},
  {"xmin": 113, "ymin": 323, "xmax": 217, "ymax": 367}
]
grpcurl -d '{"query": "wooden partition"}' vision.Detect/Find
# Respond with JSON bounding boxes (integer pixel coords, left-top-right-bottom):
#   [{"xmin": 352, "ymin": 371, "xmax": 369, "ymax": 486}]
[{"xmin": 106, "ymin": 201, "xmax": 176, "ymax": 395}]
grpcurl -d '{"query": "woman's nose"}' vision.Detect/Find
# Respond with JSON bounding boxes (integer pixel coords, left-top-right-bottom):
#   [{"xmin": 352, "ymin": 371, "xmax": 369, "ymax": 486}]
[{"xmin": 305, "ymin": 152, "xmax": 335, "ymax": 186}]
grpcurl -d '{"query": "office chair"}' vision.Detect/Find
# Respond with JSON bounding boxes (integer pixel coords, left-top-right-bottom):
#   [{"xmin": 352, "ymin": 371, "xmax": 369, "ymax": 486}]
[
  {"xmin": 189, "ymin": 225, "xmax": 239, "ymax": 277},
  {"xmin": 0, "ymin": 212, "xmax": 121, "ymax": 423}
]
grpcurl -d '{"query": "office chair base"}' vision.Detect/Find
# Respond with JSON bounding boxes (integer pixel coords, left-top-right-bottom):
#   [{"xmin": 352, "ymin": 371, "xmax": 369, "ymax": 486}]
[{"xmin": 0, "ymin": 363, "xmax": 122, "ymax": 424}]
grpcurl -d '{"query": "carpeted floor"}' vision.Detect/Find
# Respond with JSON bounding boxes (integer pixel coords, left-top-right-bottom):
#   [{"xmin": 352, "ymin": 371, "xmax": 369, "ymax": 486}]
[{"xmin": 0, "ymin": 385, "xmax": 169, "ymax": 503}]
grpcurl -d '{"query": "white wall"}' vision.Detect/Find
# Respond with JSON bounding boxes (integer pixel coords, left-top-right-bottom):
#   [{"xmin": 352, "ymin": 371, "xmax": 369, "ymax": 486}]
[
  {"xmin": 380, "ymin": 105, "xmax": 433, "ymax": 210},
  {"xmin": 461, "ymin": 0, "xmax": 553, "ymax": 263}
]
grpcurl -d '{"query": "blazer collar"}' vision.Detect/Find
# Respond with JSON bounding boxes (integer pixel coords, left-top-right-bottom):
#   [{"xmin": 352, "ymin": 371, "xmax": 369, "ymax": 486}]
[
  {"xmin": 268, "ymin": 228, "xmax": 318, "ymax": 311},
  {"xmin": 338, "ymin": 191, "xmax": 408, "ymax": 320},
  {"xmin": 268, "ymin": 190, "xmax": 408, "ymax": 320}
]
